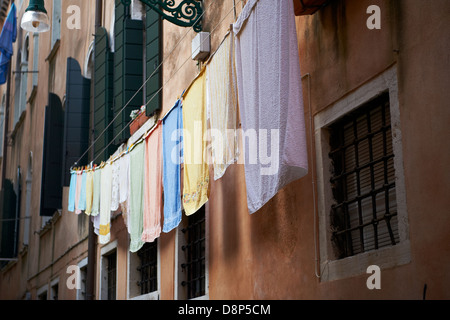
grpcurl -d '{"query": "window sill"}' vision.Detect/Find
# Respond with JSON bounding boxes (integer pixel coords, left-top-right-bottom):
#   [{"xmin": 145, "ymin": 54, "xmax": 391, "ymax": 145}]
[
  {"xmin": 10, "ymin": 109, "xmax": 26, "ymax": 141},
  {"xmin": 27, "ymin": 85, "xmax": 37, "ymax": 104},
  {"xmin": 36, "ymin": 210, "xmax": 62, "ymax": 237},
  {"xmin": 129, "ymin": 291, "xmax": 159, "ymax": 300},
  {"xmin": 46, "ymin": 39, "xmax": 60, "ymax": 62},
  {"xmin": 319, "ymin": 240, "xmax": 411, "ymax": 282}
]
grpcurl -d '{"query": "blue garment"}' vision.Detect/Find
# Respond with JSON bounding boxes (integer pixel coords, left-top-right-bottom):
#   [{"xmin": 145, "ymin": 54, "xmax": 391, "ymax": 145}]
[
  {"xmin": 68, "ymin": 171, "xmax": 77, "ymax": 212},
  {"xmin": 0, "ymin": 3, "xmax": 17, "ymax": 84},
  {"xmin": 162, "ymin": 100, "xmax": 183, "ymax": 233},
  {"xmin": 78, "ymin": 171, "xmax": 87, "ymax": 211}
]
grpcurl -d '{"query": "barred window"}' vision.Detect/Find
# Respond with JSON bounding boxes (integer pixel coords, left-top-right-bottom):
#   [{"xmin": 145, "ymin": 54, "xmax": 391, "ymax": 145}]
[
  {"xmin": 329, "ymin": 92, "xmax": 399, "ymax": 259},
  {"xmin": 137, "ymin": 241, "xmax": 158, "ymax": 295},
  {"xmin": 180, "ymin": 206, "xmax": 206, "ymax": 300}
]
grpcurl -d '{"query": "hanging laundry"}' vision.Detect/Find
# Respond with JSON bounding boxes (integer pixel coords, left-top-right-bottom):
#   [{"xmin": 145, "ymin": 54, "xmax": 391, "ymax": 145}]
[
  {"xmin": 99, "ymin": 162, "xmax": 112, "ymax": 244},
  {"xmin": 142, "ymin": 122, "xmax": 163, "ymax": 243},
  {"xmin": 182, "ymin": 69, "xmax": 210, "ymax": 216},
  {"xmin": 233, "ymin": 0, "xmax": 308, "ymax": 214},
  {"xmin": 92, "ymin": 215, "xmax": 100, "ymax": 236},
  {"xmin": 75, "ymin": 171, "xmax": 83, "ymax": 215},
  {"xmin": 91, "ymin": 168, "xmax": 101, "ymax": 217},
  {"xmin": 110, "ymin": 160, "xmax": 120, "ymax": 212},
  {"xmin": 206, "ymin": 32, "xmax": 239, "ymax": 181},
  {"xmin": 129, "ymin": 142, "xmax": 145, "ymax": 252},
  {"xmin": 78, "ymin": 170, "xmax": 87, "ymax": 213},
  {"xmin": 68, "ymin": 171, "xmax": 77, "ymax": 212},
  {"xmin": 162, "ymin": 100, "xmax": 183, "ymax": 233},
  {"xmin": 118, "ymin": 153, "xmax": 130, "ymax": 231},
  {"xmin": 85, "ymin": 170, "xmax": 94, "ymax": 215}
]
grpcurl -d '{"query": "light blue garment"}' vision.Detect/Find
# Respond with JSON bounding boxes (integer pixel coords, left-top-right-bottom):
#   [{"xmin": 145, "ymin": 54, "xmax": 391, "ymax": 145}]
[
  {"xmin": 162, "ymin": 100, "xmax": 183, "ymax": 233},
  {"xmin": 78, "ymin": 171, "xmax": 87, "ymax": 211},
  {"xmin": 68, "ymin": 171, "xmax": 77, "ymax": 212}
]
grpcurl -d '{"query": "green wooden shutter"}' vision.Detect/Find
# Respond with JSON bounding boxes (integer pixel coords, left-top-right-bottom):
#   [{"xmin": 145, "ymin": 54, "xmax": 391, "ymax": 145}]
[
  {"xmin": 146, "ymin": 6, "xmax": 162, "ymax": 116},
  {"xmin": 62, "ymin": 58, "xmax": 90, "ymax": 186},
  {"xmin": 114, "ymin": 0, "xmax": 144, "ymax": 144},
  {"xmin": 0, "ymin": 180, "xmax": 17, "ymax": 262},
  {"xmin": 41, "ymin": 93, "xmax": 64, "ymax": 217},
  {"xmin": 94, "ymin": 27, "xmax": 114, "ymax": 162}
]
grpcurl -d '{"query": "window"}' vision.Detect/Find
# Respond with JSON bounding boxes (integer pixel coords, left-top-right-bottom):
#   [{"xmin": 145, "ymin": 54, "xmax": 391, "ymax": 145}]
[
  {"xmin": 14, "ymin": 34, "xmax": 29, "ymax": 127},
  {"xmin": 328, "ymin": 92, "xmax": 399, "ymax": 258},
  {"xmin": 314, "ymin": 66, "xmax": 410, "ymax": 282},
  {"xmin": 76, "ymin": 258, "xmax": 88, "ymax": 300},
  {"xmin": 23, "ymin": 152, "xmax": 32, "ymax": 246},
  {"xmin": 50, "ymin": 278, "xmax": 59, "ymax": 300},
  {"xmin": 100, "ymin": 240, "xmax": 117, "ymax": 300},
  {"xmin": 176, "ymin": 205, "xmax": 208, "ymax": 300},
  {"xmin": 37, "ymin": 285, "xmax": 47, "ymax": 300},
  {"xmin": 128, "ymin": 241, "xmax": 160, "ymax": 300}
]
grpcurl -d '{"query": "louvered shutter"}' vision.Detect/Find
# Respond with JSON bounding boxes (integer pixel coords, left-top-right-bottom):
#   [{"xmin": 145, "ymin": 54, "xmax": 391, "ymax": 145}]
[
  {"xmin": 114, "ymin": 0, "xmax": 144, "ymax": 144},
  {"xmin": 41, "ymin": 93, "xmax": 64, "ymax": 217},
  {"xmin": 0, "ymin": 179, "xmax": 17, "ymax": 262},
  {"xmin": 62, "ymin": 58, "xmax": 90, "ymax": 186},
  {"xmin": 94, "ymin": 27, "xmax": 114, "ymax": 162},
  {"xmin": 145, "ymin": 6, "xmax": 161, "ymax": 116}
]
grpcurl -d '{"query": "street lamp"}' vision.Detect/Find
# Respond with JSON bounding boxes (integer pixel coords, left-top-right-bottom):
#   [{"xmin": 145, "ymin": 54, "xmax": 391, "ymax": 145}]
[{"xmin": 20, "ymin": 0, "xmax": 50, "ymax": 33}]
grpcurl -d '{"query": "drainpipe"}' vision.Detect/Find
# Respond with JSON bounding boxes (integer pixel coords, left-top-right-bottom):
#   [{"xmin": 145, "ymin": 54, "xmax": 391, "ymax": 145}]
[{"xmin": 85, "ymin": 0, "xmax": 103, "ymax": 301}]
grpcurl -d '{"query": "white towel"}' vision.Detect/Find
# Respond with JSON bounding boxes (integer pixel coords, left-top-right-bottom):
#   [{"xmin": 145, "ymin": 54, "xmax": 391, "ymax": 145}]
[{"xmin": 233, "ymin": 0, "xmax": 308, "ymax": 214}]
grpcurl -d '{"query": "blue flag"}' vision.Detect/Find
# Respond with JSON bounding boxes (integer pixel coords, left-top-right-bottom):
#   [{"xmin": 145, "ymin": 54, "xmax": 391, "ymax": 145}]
[{"xmin": 0, "ymin": 3, "xmax": 17, "ymax": 85}]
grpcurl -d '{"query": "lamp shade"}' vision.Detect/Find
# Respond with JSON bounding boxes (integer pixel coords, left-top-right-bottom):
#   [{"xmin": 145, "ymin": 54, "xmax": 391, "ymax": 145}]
[{"xmin": 20, "ymin": 0, "xmax": 50, "ymax": 33}]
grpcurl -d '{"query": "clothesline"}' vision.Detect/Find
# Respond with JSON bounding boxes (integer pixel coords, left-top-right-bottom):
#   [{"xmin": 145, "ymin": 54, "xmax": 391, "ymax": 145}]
[
  {"xmin": 72, "ymin": 23, "xmax": 236, "ymax": 174},
  {"xmin": 72, "ymin": 0, "xmax": 244, "ymax": 169},
  {"xmin": 68, "ymin": 0, "xmax": 309, "ymax": 252}
]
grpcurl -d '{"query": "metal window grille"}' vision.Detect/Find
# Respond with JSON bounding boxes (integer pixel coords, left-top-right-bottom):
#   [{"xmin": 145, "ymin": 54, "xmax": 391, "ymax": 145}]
[
  {"xmin": 137, "ymin": 241, "xmax": 158, "ymax": 295},
  {"xmin": 181, "ymin": 207, "xmax": 206, "ymax": 299},
  {"xmin": 329, "ymin": 92, "xmax": 399, "ymax": 259},
  {"xmin": 107, "ymin": 252, "xmax": 117, "ymax": 300}
]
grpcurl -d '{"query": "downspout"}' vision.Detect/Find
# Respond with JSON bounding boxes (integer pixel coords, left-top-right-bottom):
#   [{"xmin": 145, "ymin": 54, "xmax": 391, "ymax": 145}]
[{"xmin": 85, "ymin": 0, "xmax": 103, "ymax": 301}]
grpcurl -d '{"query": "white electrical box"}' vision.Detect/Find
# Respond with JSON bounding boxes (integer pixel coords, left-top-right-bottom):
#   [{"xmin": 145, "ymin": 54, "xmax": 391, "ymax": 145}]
[{"xmin": 192, "ymin": 32, "xmax": 211, "ymax": 61}]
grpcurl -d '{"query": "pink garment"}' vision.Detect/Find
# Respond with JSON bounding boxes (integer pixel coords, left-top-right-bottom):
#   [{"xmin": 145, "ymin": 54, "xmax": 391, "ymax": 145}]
[
  {"xmin": 142, "ymin": 122, "xmax": 162, "ymax": 243},
  {"xmin": 75, "ymin": 172, "xmax": 82, "ymax": 215}
]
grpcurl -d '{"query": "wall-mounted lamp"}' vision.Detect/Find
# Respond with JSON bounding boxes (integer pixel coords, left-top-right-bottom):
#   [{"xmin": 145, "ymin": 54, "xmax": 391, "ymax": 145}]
[
  {"xmin": 20, "ymin": 0, "xmax": 50, "ymax": 33},
  {"xmin": 121, "ymin": 0, "xmax": 203, "ymax": 32}
]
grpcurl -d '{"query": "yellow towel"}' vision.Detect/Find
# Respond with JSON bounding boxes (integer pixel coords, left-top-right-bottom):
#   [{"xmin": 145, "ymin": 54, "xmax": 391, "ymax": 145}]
[
  {"xmin": 182, "ymin": 69, "xmax": 210, "ymax": 216},
  {"xmin": 85, "ymin": 170, "xmax": 94, "ymax": 215}
]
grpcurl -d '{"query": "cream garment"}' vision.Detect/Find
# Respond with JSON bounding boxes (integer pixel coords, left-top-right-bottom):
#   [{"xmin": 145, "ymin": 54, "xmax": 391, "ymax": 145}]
[
  {"xmin": 206, "ymin": 33, "xmax": 239, "ymax": 181},
  {"xmin": 99, "ymin": 162, "xmax": 112, "ymax": 244}
]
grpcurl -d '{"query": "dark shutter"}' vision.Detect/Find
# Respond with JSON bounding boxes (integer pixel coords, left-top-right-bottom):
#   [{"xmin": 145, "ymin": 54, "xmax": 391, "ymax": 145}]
[
  {"xmin": 94, "ymin": 27, "xmax": 114, "ymax": 162},
  {"xmin": 40, "ymin": 93, "xmax": 64, "ymax": 217},
  {"xmin": 114, "ymin": 0, "xmax": 144, "ymax": 144},
  {"xmin": 146, "ymin": 6, "xmax": 162, "ymax": 116},
  {"xmin": 0, "ymin": 179, "xmax": 17, "ymax": 263},
  {"xmin": 62, "ymin": 58, "xmax": 91, "ymax": 186}
]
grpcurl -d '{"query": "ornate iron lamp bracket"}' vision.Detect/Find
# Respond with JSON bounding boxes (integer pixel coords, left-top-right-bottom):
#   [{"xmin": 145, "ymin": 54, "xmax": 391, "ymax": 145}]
[{"xmin": 121, "ymin": 0, "xmax": 203, "ymax": 32}]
